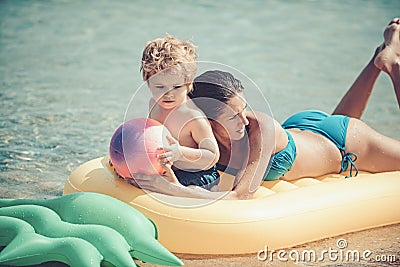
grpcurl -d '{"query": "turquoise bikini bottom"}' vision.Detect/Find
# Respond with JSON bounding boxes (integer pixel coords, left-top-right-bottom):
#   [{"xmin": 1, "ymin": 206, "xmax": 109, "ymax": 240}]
[{"xmin": 264, "ymin": 110, "xmax": 357, "ymax": 181}]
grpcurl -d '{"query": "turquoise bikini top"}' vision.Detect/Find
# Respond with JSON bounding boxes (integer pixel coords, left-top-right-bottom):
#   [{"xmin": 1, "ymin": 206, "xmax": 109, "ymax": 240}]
[
  {"xmin": 263, "ymin": 130, "xmax": 296, "ymax": 181},
  {"xmin": 216, "ymin": 130, "xmax": 296, "ymax": 181}
]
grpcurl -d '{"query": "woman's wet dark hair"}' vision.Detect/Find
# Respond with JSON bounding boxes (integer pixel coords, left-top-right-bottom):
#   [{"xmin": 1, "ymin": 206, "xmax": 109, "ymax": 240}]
[{"xmin": 189, "ymin": 70, "xmax": 244, "ymax": 120}]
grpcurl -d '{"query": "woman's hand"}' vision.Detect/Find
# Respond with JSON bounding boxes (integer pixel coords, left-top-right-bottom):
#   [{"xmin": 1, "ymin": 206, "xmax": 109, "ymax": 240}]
[
  {"xmin": 130, "ymin": 173, "xmax": 178, "ymax": 195},
  {"xmin": 131, "ymin": 156, "xmax": 240, "ymax": 200},
  {"xmin": 130, "ymin": 161, "xmax": 182, "ymax": 195},
  {"xmin": 159, "ymin": 161, "xmax": 178, "ymax": 183}
]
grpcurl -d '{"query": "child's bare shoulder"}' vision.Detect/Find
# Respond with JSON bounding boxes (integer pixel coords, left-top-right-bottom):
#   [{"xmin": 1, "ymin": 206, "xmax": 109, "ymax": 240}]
[{"xmin": 178, "ymin": 101, "xmax": 207, "ymax": 120}]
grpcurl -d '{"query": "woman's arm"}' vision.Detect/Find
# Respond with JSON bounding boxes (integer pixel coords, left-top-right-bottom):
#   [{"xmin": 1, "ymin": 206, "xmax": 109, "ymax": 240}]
[
  {"xmin": 133, "ymin": 164, "xmax": 238, "ymax": 199},
  {"xmin": 332, "ymin": 46, "xmax": 382, "ymax": 118},
  {"xmin": 230, "ymin": 111, "xmax": 277, "ymax": 199}
]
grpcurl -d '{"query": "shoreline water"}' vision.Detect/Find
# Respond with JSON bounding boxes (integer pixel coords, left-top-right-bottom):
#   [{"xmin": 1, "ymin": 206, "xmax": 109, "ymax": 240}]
[{"xmin": 1, "ymin": 1, "xmax": 399, "ymax": 199}]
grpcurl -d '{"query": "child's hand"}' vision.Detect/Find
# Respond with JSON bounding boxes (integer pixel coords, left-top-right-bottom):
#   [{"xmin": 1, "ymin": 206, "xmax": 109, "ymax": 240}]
[{"xmin": 157, "ymin": 135, "xmax": 182, "ymax": 164}]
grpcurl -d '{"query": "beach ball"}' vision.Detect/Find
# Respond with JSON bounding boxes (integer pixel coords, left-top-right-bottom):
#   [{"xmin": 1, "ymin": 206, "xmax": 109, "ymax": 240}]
[{"xmin": 109, "ymin": 118, "xmax": 169, "ymax": 178}]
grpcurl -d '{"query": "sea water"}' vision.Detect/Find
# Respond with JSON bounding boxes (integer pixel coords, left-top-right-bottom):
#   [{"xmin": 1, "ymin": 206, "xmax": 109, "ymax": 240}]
[{"xmin": 1, "ymin": 0, "xmax": 399, "ymax": 199}]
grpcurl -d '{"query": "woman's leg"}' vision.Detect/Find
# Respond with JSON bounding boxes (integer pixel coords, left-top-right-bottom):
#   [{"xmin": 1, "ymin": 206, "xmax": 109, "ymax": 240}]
[
  {"xmin": 374, "ymin": 18, "xmax": 400, "ymax": 107},
  {"xmin": 346, "ymin": 118, "xmax": 400, "ymax": 173},
  {"xmin": 332, "ymin": 47, "xmax": 381, "ymax": 118},
  {"xmin": 333, "ymin": 18, "xmax": 400, "ymax": 117}
]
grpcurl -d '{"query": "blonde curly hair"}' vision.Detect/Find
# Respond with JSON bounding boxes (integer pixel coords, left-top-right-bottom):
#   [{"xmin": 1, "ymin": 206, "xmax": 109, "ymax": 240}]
[{"xmin": 141, "ymin": 35, "xmax": 198, "ymax": 83}]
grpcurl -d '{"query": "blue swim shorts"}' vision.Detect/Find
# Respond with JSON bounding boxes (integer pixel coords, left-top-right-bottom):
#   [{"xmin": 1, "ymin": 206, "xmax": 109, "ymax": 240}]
[{"xmin": 174, "ymin": 165, "xmax": 220, "ymax": 190}]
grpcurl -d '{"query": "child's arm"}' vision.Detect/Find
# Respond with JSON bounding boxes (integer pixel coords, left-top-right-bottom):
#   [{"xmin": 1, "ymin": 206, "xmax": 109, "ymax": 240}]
[
  {"xmin": 158, "ymin": 117, "xmax": 219, "ymax": 170},
  {"xmin": 136, "ymin": 112, "xmax": 277, "ymax": 200}
]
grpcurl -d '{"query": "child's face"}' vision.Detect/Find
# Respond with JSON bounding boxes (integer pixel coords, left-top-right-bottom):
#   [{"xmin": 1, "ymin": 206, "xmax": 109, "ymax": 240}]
[{"xmin": 147, "ymin": 70, "xmax": 189, "ymax": 110}]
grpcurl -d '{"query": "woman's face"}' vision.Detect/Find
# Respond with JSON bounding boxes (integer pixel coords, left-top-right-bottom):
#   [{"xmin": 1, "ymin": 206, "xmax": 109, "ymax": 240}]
[{"xmin": 215, "ymin": 93, "xmax": 249, "ymax": 141}]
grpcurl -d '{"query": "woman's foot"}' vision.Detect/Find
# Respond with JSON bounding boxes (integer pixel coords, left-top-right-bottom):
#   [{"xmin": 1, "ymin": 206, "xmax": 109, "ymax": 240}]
[{"xmin": 374, "ymin": 18, "xmax": 400, "ymax": 74}]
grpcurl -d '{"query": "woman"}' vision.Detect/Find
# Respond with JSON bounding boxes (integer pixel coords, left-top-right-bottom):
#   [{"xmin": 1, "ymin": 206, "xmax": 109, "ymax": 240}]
[{"xmin": 134, "ymin": 18, "xmax": 400, "ymax": 200}]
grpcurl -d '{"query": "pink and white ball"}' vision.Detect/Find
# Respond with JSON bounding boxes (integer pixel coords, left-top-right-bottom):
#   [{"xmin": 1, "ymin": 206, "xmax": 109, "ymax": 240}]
[{"xmin": 109, "ymin": 118, "xmax": 170, "ymax": 179}]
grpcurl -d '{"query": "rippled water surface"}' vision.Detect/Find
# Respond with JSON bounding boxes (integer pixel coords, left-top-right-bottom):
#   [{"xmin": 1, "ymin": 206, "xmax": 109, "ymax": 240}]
[{"xmin": 1, "ymin": 0, "xmax": 399, "ymax": 199}]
